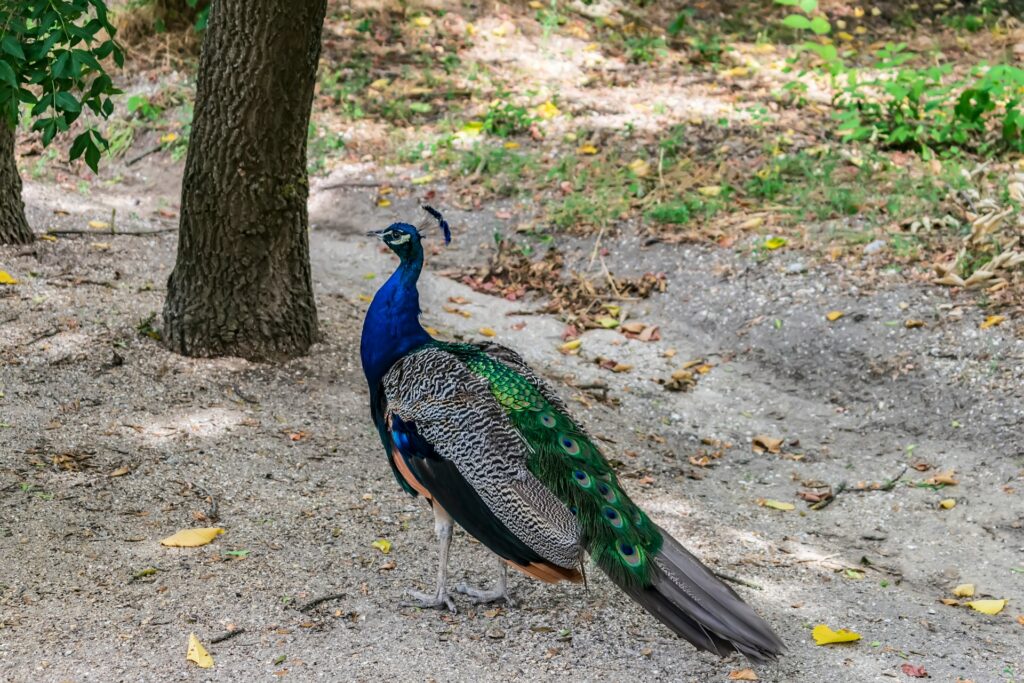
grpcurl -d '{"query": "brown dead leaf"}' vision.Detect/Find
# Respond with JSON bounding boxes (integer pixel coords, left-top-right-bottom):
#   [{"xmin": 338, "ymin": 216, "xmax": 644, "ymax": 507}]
[
  {"xmin": 443, "ymin": 305, "xmax": 472, "ymax": 318},
  {"xmin": 729, "ymin": 669, "xmax": 758, "ymax": 681},
  {"xmin": 109, "ymin": 465, "xmax": 131, "ymax": 477},
  {"xmin": 752, "ymin": 435, "xmax": 783, "ymax": 454}
]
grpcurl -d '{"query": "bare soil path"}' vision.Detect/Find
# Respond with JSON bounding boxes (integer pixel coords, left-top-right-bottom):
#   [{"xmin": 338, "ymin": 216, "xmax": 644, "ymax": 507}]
[{"xmin": 1, "ymin": 177, "xmax": 1022, "ymax": 682}]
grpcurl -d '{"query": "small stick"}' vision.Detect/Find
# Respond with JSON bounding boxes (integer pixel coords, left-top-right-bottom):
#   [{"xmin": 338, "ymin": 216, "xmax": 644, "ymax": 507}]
[
  {"xmin": 319, "ymin": 180, "xmax": 411, "ymax": 191},
  {"xmin": 714, "ymin": 571, "xmax": 763, "ymax": 591},
  {"xmin": 209, "ymin": 628, "xmax": 246, "ymax": 644},
  {"xmin": 299, "ymin": 592, "xmax": 346, "ymax": 612},
  {"xmin": 126, "ymin": 143, "xmax": 162, "ymax": 166}
]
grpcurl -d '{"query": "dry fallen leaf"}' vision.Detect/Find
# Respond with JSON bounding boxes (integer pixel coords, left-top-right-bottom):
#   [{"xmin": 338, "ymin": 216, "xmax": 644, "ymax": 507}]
[
  {"xmin": 88, "ymin": 220, "xmax": 109, "ymax": 230},
  {"xmin": 371, "ymin": 539, "xmax": 392, "ymax": 554},
  {"xmin": 728, "ymin": 669, "xmax": 758, "ymax": 681},
  {"xmin": 161, "ymin": 527, "xmax": 225, "ymax": 547},
  {"xmin": 560, "ymin": 339, "xmax": 582, "ymax": 353},
  {"xmin": 109, "ymin": 465, "xmax": 131, "ymax": 477},
  {"xmin": 812, "ymin": 624, "xmax": 861, "ymax": 645},
  {"xmin": 939, "ymin": 498, "xmax": 956, "ymax": 510},
  {"xmin": 953, "ymin": 584, "xmax": 975, "ymax": 598},
  {"xmin": 186, "ymin": 632, "xmax": 214, "ymax": 669},
  {"xmin": 764, "ymin": 236, "xmax": 787, "ymax": 250},
  {"xmin": 980, "ymin": 315, "xmax": 1005, "ymax": 329},
  {"xmin": 752, "ymin": 435, "xmax": 783, "ymax": 454},
  {"xmin": 757, "ymin": 498, "xmax": 795, "ymax": 511},
  {"xmin": 924, "ymin": 470, "xmax": 958, "ymax": 486},
  {"xmin": 478, "ymin": 327, "xmax": 497, "ymax": 337},
  {"xmin": 901, "ymin": 663, "xmax": 928, "ymax": 678},
  {"xmin": 967, "ymin": 599, "xmax": 1006, "ymax": 615},
  {"xmin": 0, "ymin": 270, "xmax": 18, "ymax": 285},
  {"xmin": 826, "ymin": 310, "xmax": 844, "ymax": 322},
  {"xmin": 904, "ymin": 319, "xmax": 926, "ymax": 329}
]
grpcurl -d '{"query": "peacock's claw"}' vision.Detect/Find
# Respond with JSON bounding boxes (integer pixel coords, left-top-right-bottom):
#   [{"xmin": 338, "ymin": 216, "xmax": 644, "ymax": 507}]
[
  {"xmin": 403, "ymin": 588, "xmax": 457, "ymax": 614},
  {"xmin": 454, "ymin": 581, "xmax": 515, "ymax": 608}
]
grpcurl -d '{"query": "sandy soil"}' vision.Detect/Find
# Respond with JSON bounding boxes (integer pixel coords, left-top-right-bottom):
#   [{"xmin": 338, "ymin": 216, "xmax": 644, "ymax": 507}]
[{"xmin": 1, "ymin": 175, "xmax": 1022, "ymax": 682}]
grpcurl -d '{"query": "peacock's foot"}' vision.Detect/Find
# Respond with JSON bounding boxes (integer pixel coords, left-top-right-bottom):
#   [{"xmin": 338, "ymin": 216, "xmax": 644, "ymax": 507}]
[
  {"xmin": 454, "ymin": 581, "xmax": 515, "ymax": 608},
  {"xmin": 403, "ymin": 587, "xmax": 457, "ymax": 614}
]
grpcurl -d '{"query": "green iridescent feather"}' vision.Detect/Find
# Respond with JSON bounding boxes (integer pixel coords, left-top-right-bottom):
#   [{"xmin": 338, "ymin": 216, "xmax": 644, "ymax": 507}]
[{"xmin": 439, "ymin": 341, "xmax": 663, "ymax": 587}]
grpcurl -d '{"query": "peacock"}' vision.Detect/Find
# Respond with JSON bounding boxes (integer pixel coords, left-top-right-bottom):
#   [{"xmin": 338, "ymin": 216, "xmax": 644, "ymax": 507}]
[{"xmin": 360, "ymin": 207, "xmax": 784, "ymax": 664}]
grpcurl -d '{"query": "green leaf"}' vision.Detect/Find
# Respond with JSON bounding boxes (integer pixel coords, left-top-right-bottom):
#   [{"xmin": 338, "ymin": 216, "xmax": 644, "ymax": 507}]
[
  {"xmin": 69, "ymin": 131, "xmax": 90, "ymax": 161},
  {"xmin": 799, "ymin": 0, "xmax": 818, "ymax": 11},
  {"xmin": 2, "ymin": 36, "xmax": 26, "ymax": 61},
  {"xmin": 0, "ymin": 59, "xmax": 17, "ymax": 88},
  {"xmin": 55, "ymin": 91, "xmax": 81, "ymax": 113},
  {"xmin": 781, "ymin": 15, "xmax": 813, "ymax": 30},
  {"xmin": 809, "ymin": 16, "xmax": 831, "ymax": 34},
  {"xmin": 774, "ymin": 0, "xmax": 799, "ymax": 5},
  {"xmin": 84, "ymin": 140, "xmax": 101, "ymax": 173}
]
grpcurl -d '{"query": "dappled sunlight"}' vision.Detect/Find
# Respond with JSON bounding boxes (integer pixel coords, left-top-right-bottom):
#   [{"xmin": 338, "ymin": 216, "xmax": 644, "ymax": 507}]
[{"xmin": 124, "ymin": 406, "xmax": 253, "ymax": 445}]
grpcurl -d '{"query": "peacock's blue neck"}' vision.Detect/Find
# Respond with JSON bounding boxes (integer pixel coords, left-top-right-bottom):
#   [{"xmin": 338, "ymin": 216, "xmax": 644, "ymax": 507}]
[{"xmin": 361, "ymin": 252, "xmax": 432, "ymax": 392}]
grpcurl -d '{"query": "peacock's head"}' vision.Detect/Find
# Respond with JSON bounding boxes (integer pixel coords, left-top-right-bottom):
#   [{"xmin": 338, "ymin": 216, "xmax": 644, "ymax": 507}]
[{"xmin": 368, "ymin": 206, "xmax": 451, "ymax": 262}]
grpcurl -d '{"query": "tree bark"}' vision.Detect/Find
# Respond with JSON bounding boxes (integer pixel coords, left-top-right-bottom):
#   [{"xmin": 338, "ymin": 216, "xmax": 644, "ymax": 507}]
[
  {"xmin": 0, "ymin": 123, "xmax": 33, "ymax": 245},
  {"xmin": 162, "ymin": 0, "xmax": 325, "ymax": 361}
]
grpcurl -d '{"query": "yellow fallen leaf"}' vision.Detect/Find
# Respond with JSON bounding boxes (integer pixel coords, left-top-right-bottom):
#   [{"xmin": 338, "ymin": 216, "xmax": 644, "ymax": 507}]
[
  {"xmin": 39, "ymin": 234, "xmax": 57, "ymax": 242},
  {"xmin": 967, "ymin": 599, "xmax": 1006, "ymax": 615},
  {"xmin": 411, "ymin": 15, "xmax": 431, "ymax": 27},
  {"xmin": 159, "ymin": 132, "xmax": 178, "ymax": 144},
  {"xmin": 371, "ymin": 539, "xmax": 392, "ymax": 554},
  {"xmin": 577, "ymin": 144, "xmax": 598, "ymax": 155},
  {"xmin": 88, "ymin": 220, "xmax": 109, "ymax": 230},
  {"xmin": 627, "ymin": 159, "xmax": 650, "ymax": 177},
  {"xmin": 186, "ymin": 633, "xmax": 214, "ymax": 669},
  {"xmin": 953, "ymin": 584, "xmax": 975, "ymax": 598},
  {"xmin": 528, "ymin": 0, "xmax": 543, "ymax": 7},
  {"xmin": 980, "ymin": 315, "xmax": 1005, "ymax": 329},
  {"xmin": 597, "ymin": 316, "xmax": 619, "ymax": 329},
  {"xmin": 369, "ymin": 78, "xmax": 390, "ymax": 90},
  {"xmin": 720, "ymin": 66, "xmax": 749, "ymax": 78},
  {"xmin": 939, "ymin": 498, "xmax": 956, "ymax": 510},
  {"xmin": 425, "ymin": 326, "xmax": 439, "ymax": 336},
  {"xmin": 729, "ymin": 669, "xmax": 758, "ymax": 681},
  {"xmin": 534, "ymin": 101, "xmax": 560, "ymax": 119},
  {"xmin": 357, "ymin": 294, "xmax": 372, "ymax": 303},
  {"xmin": 160, "ymin": 527, "xmax": 225, "ymax": 547},
  {"xmin": 826, "ymin": 310, "xmax": 844, "ymax": 322},
  {"xmin": 411, "ymin": 174, "xmax": 434, "ymax": 185},
  {"xmin": 479, "ymin": 327, "xmax": 497, "ymax": 337},
  {"xmin": 377, "ymin": 198, "xmax": 392, "ymax": 207},
  {"xmin": 764, "ymin": 236, "xmax": 787, "ymax": 250},
  {"xmin": 560, "ymin": 339, "xmax": 582, "ymax": 352},
  {"xmin": 925, "ymin": 470, "xmax": 958, "ymax": 486},
  {"xmin": 0, "ymin": 270, "xmax": 18, "ymax": 285},
  {"xmin": 91, "ymin": 242, "xmax": 111, "ymax": 250},
  {"xmin": 905, "ymin": 319, "xmax": 925, "ymax": 329},
  {"xmin": 940, "ymin": 598, "xmax": 959, "ymax": 606},
  {"xmin": 697, "ymin": 185, "xmax": 722, "ymax": 197},
  {"xmin": 503, "ymin": 141, "xmax": 520, "ymax": 149},
  {"xmin": 757, "ymin": 498, "xmax": 795, "ymax": 511},
  {"xmin": 837, "ymin": 31, "xmax": 854, "ymax": 41},
  {"xmin": 812, "ymin": 624, "xmax": 861, "ymax": 645}
]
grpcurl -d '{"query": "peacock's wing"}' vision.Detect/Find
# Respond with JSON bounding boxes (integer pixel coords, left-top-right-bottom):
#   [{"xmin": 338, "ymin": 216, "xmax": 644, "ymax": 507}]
[{"xmin": 382, "ymin": 345, "xmax": 582, "ymax": 580}]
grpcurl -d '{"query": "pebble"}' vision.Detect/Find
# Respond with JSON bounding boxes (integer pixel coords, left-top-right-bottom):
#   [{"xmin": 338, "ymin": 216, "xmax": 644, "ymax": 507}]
[
  {"xmin": 786, "ymin": 261, "xmax": 807, "ymax": 274},
  {"xmin": 864, "ymin": 239, "xmax": 888, "ymax": 255}
]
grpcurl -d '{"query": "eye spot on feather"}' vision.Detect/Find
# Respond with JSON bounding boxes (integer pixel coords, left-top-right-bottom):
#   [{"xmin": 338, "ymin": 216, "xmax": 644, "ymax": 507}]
[
  {"xmin": 603, "ymin": 506, "xmax": 625, "ymax": 529},
  {"xmin": 618, "ymin": 542, "xmax": 643, "ymax": 567},
  {"xmin": 572, "ymin": 469, "xmax": 592, "ymax": 489},
  {"xmin": 597, "ymin": 482, "xmax": 618, "ymax": 503},
  {"xmin": 539, "ymin": 413, "xmax": 557, "ymax": 428},
  {"xmin": 559, "ymin": 435, "xmax": 581, "ymax": 457}
]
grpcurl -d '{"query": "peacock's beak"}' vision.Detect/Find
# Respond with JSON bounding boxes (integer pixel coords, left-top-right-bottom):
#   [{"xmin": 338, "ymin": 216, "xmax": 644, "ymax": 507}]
[{"xmin": 367, "ymin": 229, "xmax": 387, "ymax": 240}]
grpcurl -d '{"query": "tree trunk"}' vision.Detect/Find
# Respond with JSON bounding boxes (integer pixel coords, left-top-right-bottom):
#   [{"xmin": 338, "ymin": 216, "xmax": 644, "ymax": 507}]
[
  {"xmin": 162, "ymin": 0, "xmax": 325, "ymax": 361},
  {"xmin": 0, "ymin": 123, "xmax": 33, "ymax": 245}
]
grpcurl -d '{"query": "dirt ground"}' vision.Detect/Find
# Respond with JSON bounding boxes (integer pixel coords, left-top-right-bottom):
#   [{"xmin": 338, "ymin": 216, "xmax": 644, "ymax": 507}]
[{"xmin": 1, "ymin": 167, "xmax": 1022, "ymax": 682}]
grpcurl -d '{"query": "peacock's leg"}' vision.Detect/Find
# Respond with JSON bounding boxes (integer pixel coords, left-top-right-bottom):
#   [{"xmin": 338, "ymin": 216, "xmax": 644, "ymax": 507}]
[
  {"xmin": 455, "ymin": 557, "xmax": 515, "ymax": 607},
  {"xmin": 403, "ymin": 503, "xmax": 456, "ymax": 613}
]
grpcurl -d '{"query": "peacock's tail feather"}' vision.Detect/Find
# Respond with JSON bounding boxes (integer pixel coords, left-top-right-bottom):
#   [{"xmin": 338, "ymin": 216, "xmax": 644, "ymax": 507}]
[{"xmin": 442, "ymin": 340, "xmax": 784, "ymax": 662}]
